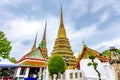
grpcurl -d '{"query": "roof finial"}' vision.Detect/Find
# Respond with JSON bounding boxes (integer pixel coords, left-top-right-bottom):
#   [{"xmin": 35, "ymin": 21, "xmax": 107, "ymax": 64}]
[
  {"xmin": 60, "ymin": 5, "xmax": 64, "ymax": 25},
  {"xmin": 31, "ymin": 32, "xmax": 38, "ymax": 51},
  {"xmin": 82, "ymin": 40, "xmax": 85, "ymax": 45}
]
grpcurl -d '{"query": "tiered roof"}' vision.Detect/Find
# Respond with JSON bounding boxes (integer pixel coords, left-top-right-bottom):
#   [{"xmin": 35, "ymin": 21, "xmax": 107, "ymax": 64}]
[
  {"xmin": 51, "ymin": 7, "xmax": 76, "ymax": 69},
  {"xmin": 17, "ymin": 48, "xmax": 47, "ymax": 67}
]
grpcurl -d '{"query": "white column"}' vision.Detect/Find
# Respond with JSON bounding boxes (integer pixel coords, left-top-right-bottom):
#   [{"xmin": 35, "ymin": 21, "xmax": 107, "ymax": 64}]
[
  {"xmin": 15, "ymin": 67, "xmax": 21, "ymax": 77},
  {"xmin": 45, "ymin": 67, "xmax": 49, "ymax": 80},
  {"xmin": 24, "ymin": 68, "xmax": 30, "ymax": 78},
  {"xmin": 38, "ymin": 68, "xmax": 42, "ymax": 80}
]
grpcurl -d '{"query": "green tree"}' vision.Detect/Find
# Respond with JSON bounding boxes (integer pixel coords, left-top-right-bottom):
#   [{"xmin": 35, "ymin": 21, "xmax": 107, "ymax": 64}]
[
  {"xmin": 116, "ymin": 49, "xmax": 120, "ymax": 55},
  {"xmin": 102, "ymin": 50, "xmax": 111, "ymax": 57},
  {"xmin": 88, "ymin": 54, "xmax": 101, "ymax": 80},
  {"xmin": 0, "ymin": 31, "xmax": 12, "ymax": 58},
  {"xmin": 9, "ymin": 57, "xmax": 17, "ymax": 63},
  {"xmin": 48, "ymin": 54, "xmax": 66, "ymax": 80}
]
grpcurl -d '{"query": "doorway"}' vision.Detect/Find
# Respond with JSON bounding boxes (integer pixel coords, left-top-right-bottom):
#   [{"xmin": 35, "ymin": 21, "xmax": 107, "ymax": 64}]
[{"xmin": 28, "ymin": 67, "xmax": 40, "ymax": 78}]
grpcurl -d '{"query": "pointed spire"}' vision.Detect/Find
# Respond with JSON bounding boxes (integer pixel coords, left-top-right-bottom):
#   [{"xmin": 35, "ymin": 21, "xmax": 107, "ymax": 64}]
[
  {"xmin": 31, "ymin": 32, "xmax": 37, "ymax": 51},
  {"xmin": 42, "ymin": 20, "xmax": 47, "ymax": 41},
  {"xmin": 60, "ymin": 5, "xmax": 64, "ymax": 25},
  {"xmin": 57, "ymin": 6, "xmax": 67, "ymax": 38},
  {"xmin": 39, "ymin": 20, "xmax": 47, "ymax": 48}
]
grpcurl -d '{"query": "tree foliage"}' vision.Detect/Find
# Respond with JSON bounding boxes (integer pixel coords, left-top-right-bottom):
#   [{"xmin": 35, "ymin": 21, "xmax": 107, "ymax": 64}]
[
  {"xmin": 0, "ymin": 68, "xmax": 9, "ymax": 76},
  {"xmin": 88, "ymin": 54, "xmax": 101, "ymax": 80},
  {"xmin": 0, "ymin": 31, "xmax": 12, "ymax": 58},
  {"xmin": 48, "ymin": 54, "xmax": 66, "ymax": 79},
  {"xmin": 9, "ymin": 57, "xmax": 17, "ymax": 63},
  {"xmin": 116, "ymin": 49, "xmax": 120, "ymax": 54},
  {"xmin": 102, "ymin": 49, "xmax": 120, "ymax": 57},
  {"xmin": 102, "ymin": 50, "xmax": 111, "ymax": 57}
]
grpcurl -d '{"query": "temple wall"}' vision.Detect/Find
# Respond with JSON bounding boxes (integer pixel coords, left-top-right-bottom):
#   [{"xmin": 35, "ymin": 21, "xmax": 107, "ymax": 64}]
[
  {"xmin": 102, "ymin": 62, "xmax": 116, "ymax": 80},
  {"xmin": 48, "ymin": 70, "xmax": 84, "ymax": 80},
  {"xmin": 64, "ymin": 70, "xmax": 84, "ymax": 80},
  {"xmin": 80, "ymin": 58, "xmax": 116, "ymax": 80}
]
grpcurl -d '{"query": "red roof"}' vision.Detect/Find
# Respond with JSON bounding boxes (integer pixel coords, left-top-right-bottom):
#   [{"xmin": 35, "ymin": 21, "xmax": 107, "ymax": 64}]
[
  {"xmin": 19, "ymin": 59, "xmax": 47, "ymax": 67},
  {"xmin": 17, "ymin": 48, "xmax": 47, "ymax": 67}
]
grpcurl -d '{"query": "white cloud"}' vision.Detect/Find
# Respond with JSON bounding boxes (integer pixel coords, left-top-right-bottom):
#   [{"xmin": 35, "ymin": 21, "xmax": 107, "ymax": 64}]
[
  {"xmin": 91, "ymin": 0, "xmax": 117, "ymax": 13},
  {"xmin": 67, "ymin": 0, "xmax": 88, "ymax": 17},
  {"xmin": 99, "ymin": 11, "xmax": 110, "ymax": 23},
  {"xmin": 68, "ymin": 24, "xmax": 97, "ymax": 41},
  {"xmin": 92, "ymin": 38, "xmax": 120, "ymax": 51},
  {"xmin": 89, "ymin": 22, "xmax": 120, "ymax": 52},
  {"xmin": 0, "ymin": 0, "xmax": 24, "ymax": 7},
  {"xmin": 113, "ymin": 4, "xmax": 120, "ymax": 15},
  {"xmin": 6, "ymin": 18, "xmax": 40, "ymax": 41}
]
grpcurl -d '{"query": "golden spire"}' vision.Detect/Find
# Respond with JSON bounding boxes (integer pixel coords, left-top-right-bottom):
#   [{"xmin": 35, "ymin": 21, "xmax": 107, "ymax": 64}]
[
  {"xmin": 60, "ymin": 6, "xmax": 64, "ymax": 25},
  {"xmin": 39, "ymin": 20, "xmax": 47, "ymax": 48},
  {"xmin": 31, "ymin": 32, "xmax": 37, "ymax": 51},
  {"xmin": 57, "ymin": 6, "xmax": 67, "ymax": 38}
]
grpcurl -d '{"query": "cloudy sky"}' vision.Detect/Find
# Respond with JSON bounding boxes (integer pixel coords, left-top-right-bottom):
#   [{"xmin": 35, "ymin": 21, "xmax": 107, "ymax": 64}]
[{"xmin": 0, "ymin": 0, "xmax": 120, "ymax": 60}]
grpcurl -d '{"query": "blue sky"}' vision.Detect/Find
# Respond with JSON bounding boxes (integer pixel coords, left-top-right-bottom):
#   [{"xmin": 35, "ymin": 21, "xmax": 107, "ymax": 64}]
[{"xmin": 0, "ymin": 0, "xmax": 120, "ymax": 60}]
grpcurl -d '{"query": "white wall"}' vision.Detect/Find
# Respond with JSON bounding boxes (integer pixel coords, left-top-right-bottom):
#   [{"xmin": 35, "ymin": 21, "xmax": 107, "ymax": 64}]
[
  {"xmin": 65, "ymin": 70, "xmax": 84, "ymax": 80},
  {"xmin": 102, "ymin": 62, "xmax": 116, "ymax": 80},
  {"xmin": 80, "ymin": 58, "xmax": 116, "ymax": 80}
]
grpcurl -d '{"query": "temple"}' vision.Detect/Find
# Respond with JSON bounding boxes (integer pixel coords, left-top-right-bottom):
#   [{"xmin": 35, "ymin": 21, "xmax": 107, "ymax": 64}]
[
  {"xmin": 12, "ymin": 7, "xmax": 119, "ymax": 80},
  {"xmin": 15, "ymin": 23, "xmax": 48, "ymax": 80},
  {"xmin": 51, "ymin": 7, "xmax": 76, "ymax": 69}
]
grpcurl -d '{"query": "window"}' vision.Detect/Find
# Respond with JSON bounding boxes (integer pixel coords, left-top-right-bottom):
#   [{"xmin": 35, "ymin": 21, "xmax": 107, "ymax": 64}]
[
  {"xmin": 79, "ymin": 73, "xmax": 82, "ymax": 78},
  {"xmin": 70, "ymin": 73, "xmax": 73, "ymax": 79},
  {"xmin": 20, "ymin": 68, "xmax": 26, "ymax": 75},
  {"xmin": 75, "ymin": 73, "xmax": 78, "ymax": 78}
]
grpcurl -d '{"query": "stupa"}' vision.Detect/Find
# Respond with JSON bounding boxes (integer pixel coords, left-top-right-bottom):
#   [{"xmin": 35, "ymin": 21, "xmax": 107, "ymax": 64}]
[{"xmin": 51, "ymin": 7, "xmax": 76, "ymax": 69}]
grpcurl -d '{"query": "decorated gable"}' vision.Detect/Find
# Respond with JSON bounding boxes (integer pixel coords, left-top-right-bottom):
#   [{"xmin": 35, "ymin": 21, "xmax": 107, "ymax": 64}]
[
  {"xmin": 78, "ymin": 44, "xmax": 108, "ymax": 62},
  {"xmin": 27, "ymin": 48, "xmax": 44, "ymax": 59}
]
